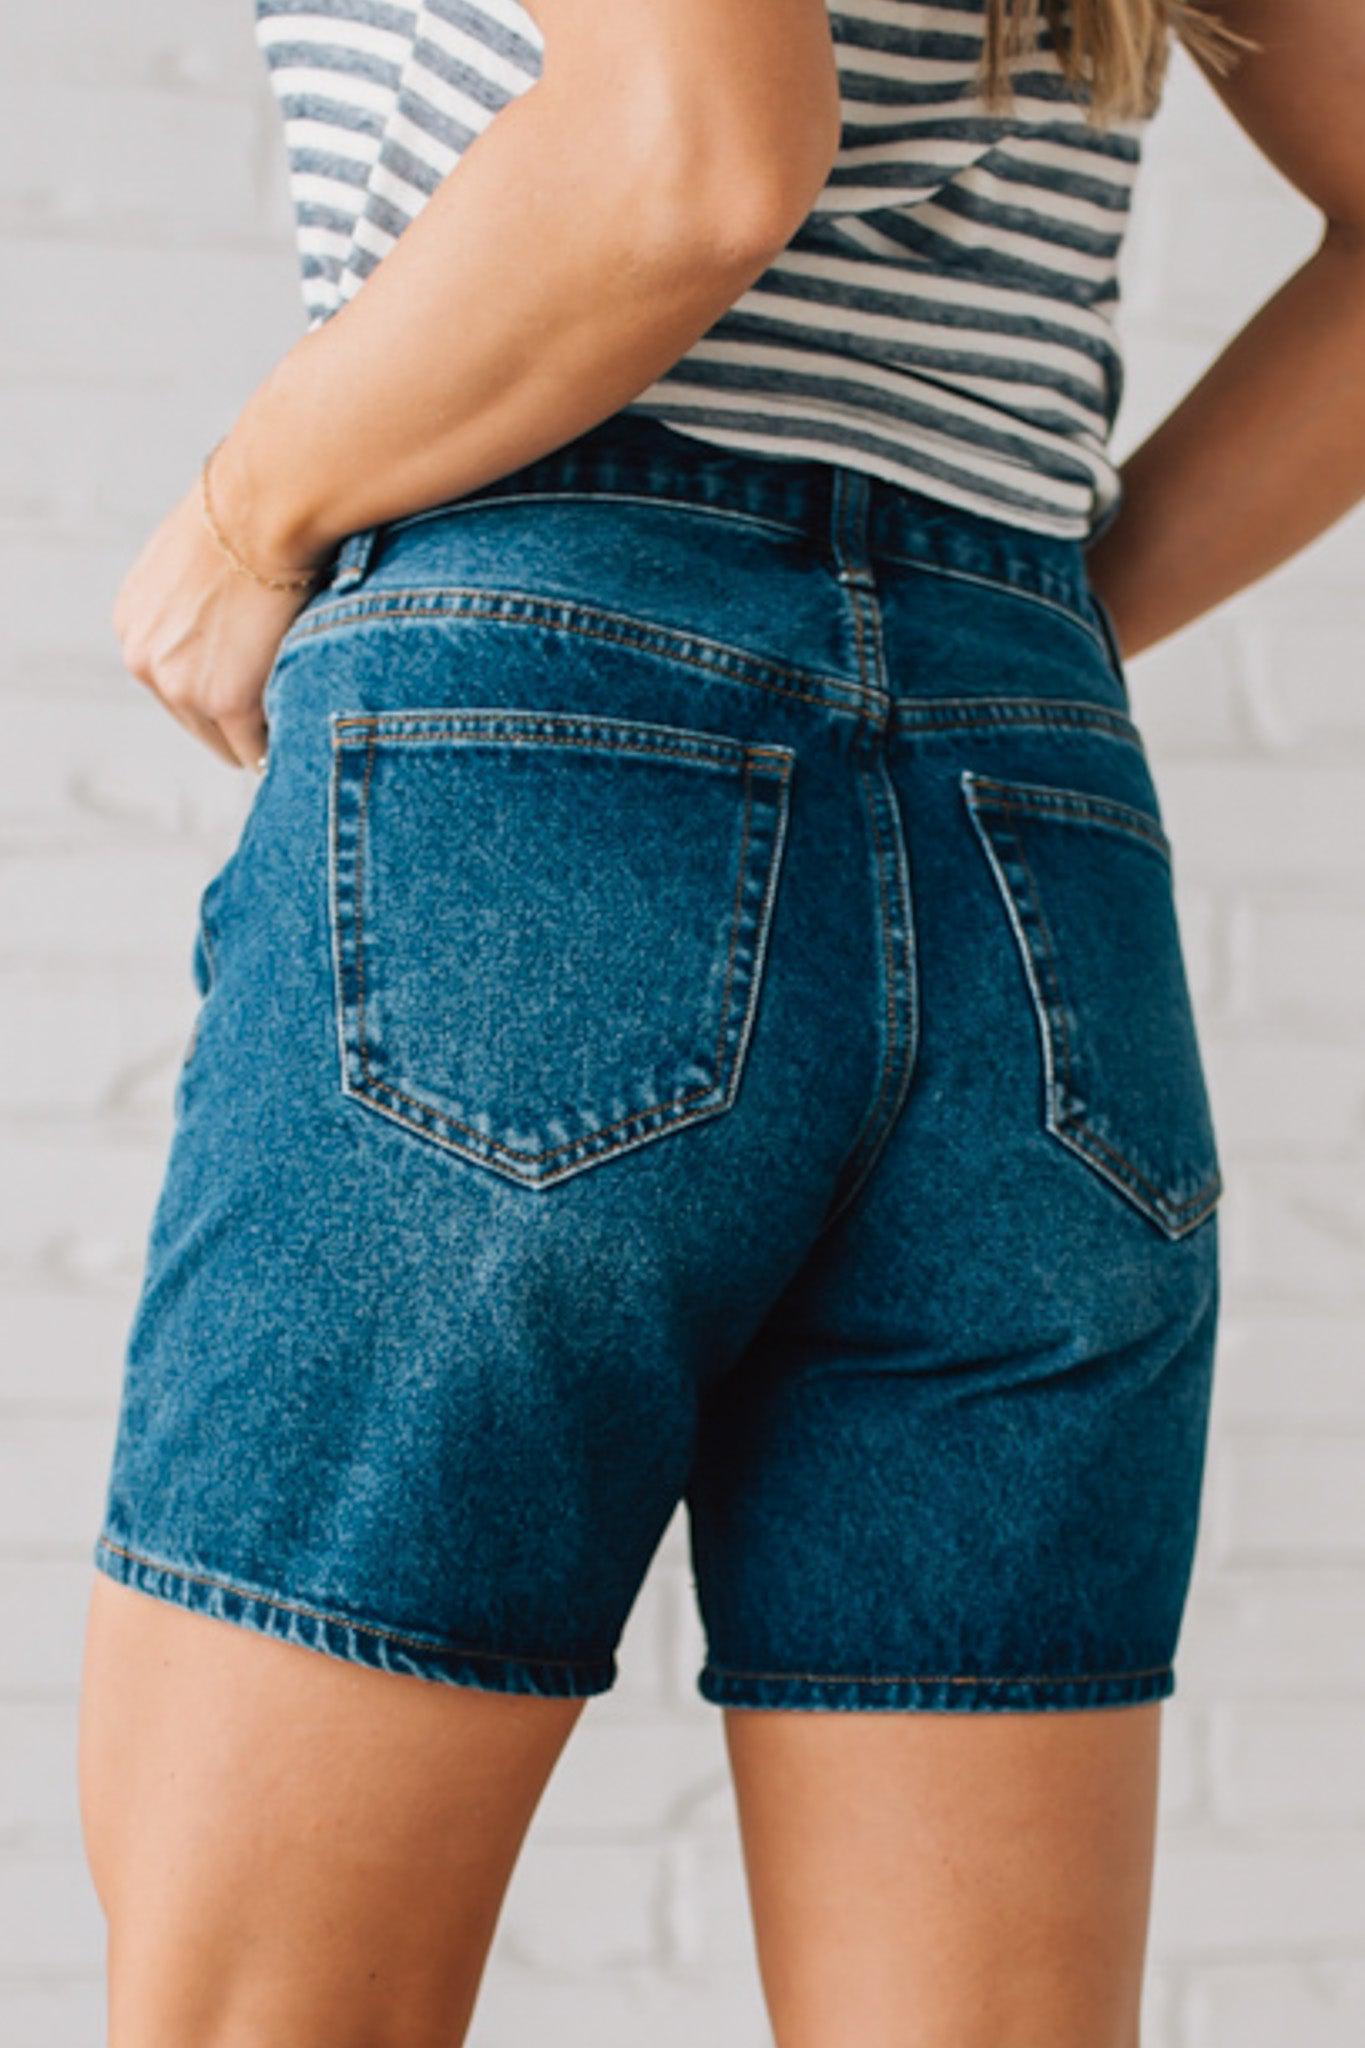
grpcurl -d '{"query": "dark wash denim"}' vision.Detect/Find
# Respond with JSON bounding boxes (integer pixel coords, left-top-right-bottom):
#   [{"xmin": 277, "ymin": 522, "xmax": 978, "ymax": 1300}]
[{"xmin": 94, "ymin": 409, "xmax": 1222, "ymax": 1711}]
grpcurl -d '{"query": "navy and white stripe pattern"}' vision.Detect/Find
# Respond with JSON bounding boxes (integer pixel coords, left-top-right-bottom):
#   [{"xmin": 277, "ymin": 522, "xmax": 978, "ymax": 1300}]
[{"xmin": 257, "ymin": 1, "xmax": 1153, "ymax": 539}]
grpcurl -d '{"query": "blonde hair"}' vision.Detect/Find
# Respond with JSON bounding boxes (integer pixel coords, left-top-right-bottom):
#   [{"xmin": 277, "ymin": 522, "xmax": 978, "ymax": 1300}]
[{"xmin": 978, "ymin": 0, "xmax": 1259, "ymax": 127}]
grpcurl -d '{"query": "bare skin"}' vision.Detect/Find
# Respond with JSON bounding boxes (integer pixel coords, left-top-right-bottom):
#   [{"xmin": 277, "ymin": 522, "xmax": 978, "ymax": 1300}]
[
  {"xmin": 80, "ymin": 1575, "xmax": 586, "ymax": 2048},
  {"xmin": 1084, "ymin": 0, "xmax": 1365, "ymax": 655},
  {"xmin": 86, "ymin": 1, "xmax": 1365, "ymax": 2043},
  {"xmin": 82, "ymin": 1574, "xmax": 1157, "ymax": 2048},
  {"xmin": 722, "ymin": 1704, "xmax": 1159, "ymax": 2048}
]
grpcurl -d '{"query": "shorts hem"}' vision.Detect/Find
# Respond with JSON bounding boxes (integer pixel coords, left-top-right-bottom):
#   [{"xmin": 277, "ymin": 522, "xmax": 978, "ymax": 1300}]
[
  {"xmin": 92, "ymin": 1534, "xmax": 615, "ymax": 1700},
  {"xmin": 697, "ymin": 1660, "xmax": 1175, "ymax": 1712}
]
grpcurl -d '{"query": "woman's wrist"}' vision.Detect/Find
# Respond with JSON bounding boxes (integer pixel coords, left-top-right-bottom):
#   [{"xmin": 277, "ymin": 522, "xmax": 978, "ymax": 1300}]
[
  {"xmin": 199, "ymin": 439, "xmax": 330, "ymax": 592},
  {"xmin": 208, "ymin": 385, "xmax": 343, "ymax": 578}
]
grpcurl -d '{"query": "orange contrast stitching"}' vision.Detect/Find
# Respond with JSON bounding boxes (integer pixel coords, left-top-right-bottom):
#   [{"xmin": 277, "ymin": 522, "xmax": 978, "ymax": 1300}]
[
  {"xmin": 968, "ymin": 778, "xmax": 1169, "ymax": 855},
  {"xmin": 706, "ymin": 1659, "xmax": 1172, "ymax": 1687},
  {"xmin": 341, "ymin": 739, "xmax": 783, "ymax": 1166},
  {"xmin": 968, "ymin": 785, "xmax": 1220, "ymax": 1228},
  {"xmin": 284, "ymin": 591, "xmax": 874, "ymax": 718}
]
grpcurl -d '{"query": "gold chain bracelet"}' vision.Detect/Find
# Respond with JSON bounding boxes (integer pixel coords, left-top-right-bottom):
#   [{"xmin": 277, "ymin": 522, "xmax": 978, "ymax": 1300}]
[{"xmin": 199, "ymin": 438, "xmax": 327, "ymax": 592}]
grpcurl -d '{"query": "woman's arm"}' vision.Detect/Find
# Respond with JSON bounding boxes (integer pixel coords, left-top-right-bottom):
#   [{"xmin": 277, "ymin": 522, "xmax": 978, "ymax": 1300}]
[
  {"xmin": 214, "ymin": 0, "xmax": 842, "ymax": 568},
  {"xmin": 113, "ymin": 0, "xmax": 840, "ymax": 767},
  {"xmin": 1085, "ymin": 0, "xmax": 1365, "ymax": 658}
]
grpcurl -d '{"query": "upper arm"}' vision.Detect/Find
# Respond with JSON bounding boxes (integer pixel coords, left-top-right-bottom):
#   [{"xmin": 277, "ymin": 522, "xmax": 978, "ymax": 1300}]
[
  {"xmin": 1184, "ymin": 0, "xmax": 1365, "ymax": 236},
  {"xmin": 521, "ymin": 0, "xmax": 842, "ymax": 243}
]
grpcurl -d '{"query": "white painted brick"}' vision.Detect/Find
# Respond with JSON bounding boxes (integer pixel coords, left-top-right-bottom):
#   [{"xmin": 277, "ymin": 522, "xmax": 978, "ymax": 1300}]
[
  {"xmin": 1179, "ymin": 1578, "xmax": 1365, "ymax": 1696},
  {"xmin": 7, "ymin": 3, "xmax": 263, "ymax": 93},
  {"xmin": 1223, "ymin": 1166, "xmax": 1365, "ymax": 1307},
  {"xmin": 0, "ymin": 1417, "xmax": 116, "ymax": 1555},
  {"xmin": 664, "ymin": 1829, "xmax": 758, "ymax": 1978},
  {"xmin": 0, "ymin": 694, "xmax": 251, "ymax": 853},
  {"xmin": 2, "ymin": 1289, "xmax": 133, "ymax": 1414},
  {"xmin": 1159, "ymin": 1698, "xmax": 1207, "ymax": 1825},
  {"xmin": 1142, "ymin": 186, "xmax": 1317, "ymax": 329},
  {"xmin": 1213, "ymin": 1315, "xmax": 1365, "ymax": 1423},
  {"xmin": 1168, "ymin": 882, "xmax": 1227, "ymax": 1021},
  {"xmin": 0, "ymin": 1980, "xmax": 106, "ymax": 2044},
  {"xmin": 494, "ymin": 1840, "xmax": 665, "ymax": 1976},
  {"xmin": 1216, "ymin": 1437, "xmax": 1365, "ymax": 1566},
  {"xmin": 1126, "ymin": 616, "xmax": 1253, "ymax": 758},
  {"xmin": 1239, "ymin": 616, "xmax": 1365, "ymax": 759},
  {"xmin": 1209, "ymin": 1703, "xmax": 1365, "ymax": 1825},
  {"xmin": 2, "ymin": 246, "xmax": 300, "ymax": 384},
  {"xmin": 0, "ymin": 88, "xmax": 256, "ymax": 237},
  {"xmin": 1231, "ymin": 896, "xmax": 1365, "ymax": 1030},
  {"xmin": 0, "ymin": 539, "xmax": 151, "ymax": 667},
  {"xmin": 0, "ymin": 1851, "xmax": 104, "ymax": 1979},
  {"xmin": 0, "ymin": 847, "xmax": 225, "ymax": 967},
  {"xmin": 1257, "ymin": 495, "xmax": 1365, "ymax": 591},
  {"xmin": 0, "ymin": 1131, "xmax": 168, "ymax": 1286},
  {"xmin": 1203, "ymin": 1038, "xmax": 1365, "ymax": 1156},
  {"xmin": 1185, "ymin": 1962, "xmax": 1365, "ymax": 2048},
  {"xmin": 533, "ymin": 1711, "xmax": 727, "ymax": 1838},
  {"xmin": 471, "ymin": 1974, "xmax": 773, "ymax": 2048},
  {"xmin": 1159, "ymin": 766, "xmax": 1365, "ymax": 885},
  {"xmin": 1141, "ymin": 1964, "xmax": 1186, "ymax": 2048},
  {"xmin": 1151, "ymin": 1834, "xmax": 1365, "ymax": 1955},
  {"xmin": 0, "ymin": 1696, "xmax": 84, "ymax": 1843},
  {"xmin": 0, "ymin": 383, "xmax": 228, "ymax": 527},
  {"xmin": 0, "ymin": 1563, "xmax": 99, "ymax": 1696},
  {"xmin": 0, "ymin": 965, "xmax": 194, "ymax": 1117}
]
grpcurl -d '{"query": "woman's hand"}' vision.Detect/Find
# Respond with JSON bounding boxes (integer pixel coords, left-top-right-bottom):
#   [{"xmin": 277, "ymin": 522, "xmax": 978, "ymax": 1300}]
[{"xmin": 111, "ymin": 466, "xmax": 322, "ymax": 770}]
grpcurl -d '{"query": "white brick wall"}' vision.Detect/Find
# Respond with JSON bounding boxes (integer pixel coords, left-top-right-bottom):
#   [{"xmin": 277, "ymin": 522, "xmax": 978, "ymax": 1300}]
[{"xmin": 3, "ymin": 13, "xmax": 1362, "ymax": 2044}]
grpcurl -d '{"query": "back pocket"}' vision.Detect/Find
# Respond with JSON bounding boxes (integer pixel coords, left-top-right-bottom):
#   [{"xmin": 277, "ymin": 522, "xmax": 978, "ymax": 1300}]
[
  {"xmin": 961, "ymin": 769, "xmax": 1222, "ymax": 1239},
  {"xmin": 329, "ymin": 708, "xmax": 794, "ymax": 1187}
]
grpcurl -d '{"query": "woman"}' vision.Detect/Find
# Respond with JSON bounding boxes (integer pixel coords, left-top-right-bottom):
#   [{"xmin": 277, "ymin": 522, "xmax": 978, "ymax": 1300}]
[{"xmin": 78, "ymin": 2, "xmax": 1362, "ymax": 2043}]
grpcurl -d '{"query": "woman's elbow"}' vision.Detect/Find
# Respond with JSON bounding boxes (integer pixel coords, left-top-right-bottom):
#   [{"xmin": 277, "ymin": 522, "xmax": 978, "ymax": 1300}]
[
  {"xmin": 654, "ymin": 128, "xmax": 839, "ymax": 274},
  {"xmin": 638, "ymin": 79, "xmax": 843, "ymax": 272}
]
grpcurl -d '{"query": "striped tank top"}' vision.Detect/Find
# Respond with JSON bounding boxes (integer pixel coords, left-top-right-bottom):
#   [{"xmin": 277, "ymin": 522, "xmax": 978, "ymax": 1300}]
[{"xmin": 256, "ymin": 1, "xmax": 1159, "ymax": 541}]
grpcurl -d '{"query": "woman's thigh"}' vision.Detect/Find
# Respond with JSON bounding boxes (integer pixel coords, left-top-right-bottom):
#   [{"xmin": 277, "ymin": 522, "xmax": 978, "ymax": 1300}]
[
  {"xmin": 79, "ymin": 1572, "xmax": 585, "ymax": 2048},
  {"xmin": 724, "ymin": 1701, "xmax": 1160, "ymax": 2048}
]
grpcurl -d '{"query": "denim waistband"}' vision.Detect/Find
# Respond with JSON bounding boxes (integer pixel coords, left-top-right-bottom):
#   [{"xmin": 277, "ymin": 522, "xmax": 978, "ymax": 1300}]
[{"xmin": 327, "ymin": 407, "xmax": 1095, "ymax": 624}]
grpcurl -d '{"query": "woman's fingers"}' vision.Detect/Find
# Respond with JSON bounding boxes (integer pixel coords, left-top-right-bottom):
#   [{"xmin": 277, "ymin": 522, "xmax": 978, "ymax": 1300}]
[
  {"xmin": 112, "ymin": 474, "xmax": 312, "ymax": 771},
  {"xmin": 216, "ymin": 702, "xmax": 271, "ymax": 773},
  {"xmin": 124, "ymin": 635, "xmax": 272, "ymax": 770},
  {"xmin": 161, "ymin": 692, "xmax": 244, "ymax": 770}
]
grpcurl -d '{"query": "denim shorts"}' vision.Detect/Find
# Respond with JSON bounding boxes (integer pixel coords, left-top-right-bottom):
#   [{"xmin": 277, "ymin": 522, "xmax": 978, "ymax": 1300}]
[{"xmin": 93, "ymin": 408, "xmax": 1222, "ymax": 1712}]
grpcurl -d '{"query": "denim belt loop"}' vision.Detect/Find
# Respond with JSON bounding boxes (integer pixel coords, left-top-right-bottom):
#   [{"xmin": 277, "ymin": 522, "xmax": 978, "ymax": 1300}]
[
  {"xmin": 828, "ymin": 465, "xmax": 876, "ymax": 593},
  {"xmin": 327, "ymin": 520, "xmax": 384, "ymax": 594}
]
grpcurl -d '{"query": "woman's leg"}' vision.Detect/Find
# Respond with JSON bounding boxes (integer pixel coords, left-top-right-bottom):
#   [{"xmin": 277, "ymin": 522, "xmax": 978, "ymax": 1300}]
[
  {"xmin": 79, "ymin": 1574, "xmax": 585, "ymax": 2048},
  {"xmin": 723, "ymin": 1702, "xmax": 1160, "ymax": 2048}
]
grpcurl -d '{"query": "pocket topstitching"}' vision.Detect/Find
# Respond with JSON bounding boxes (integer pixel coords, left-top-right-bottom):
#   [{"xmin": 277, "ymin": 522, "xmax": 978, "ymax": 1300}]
[
  {"xmin": 962, "ymin": 769, "xmax": 1222, "ymax": 1239},
  {"xmin": 328, "ymin": 707, "xmax": 794, "ymax": 1187}
]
